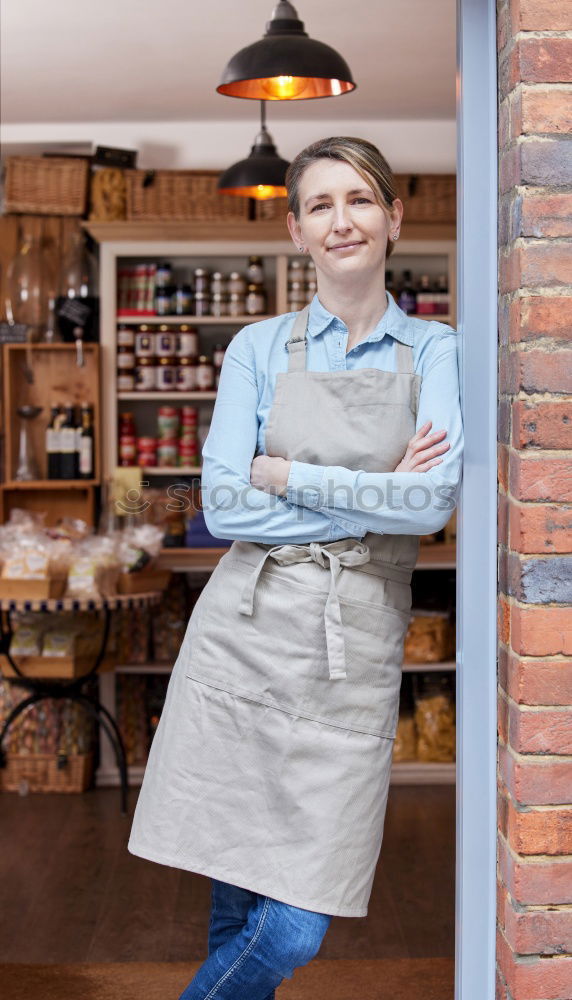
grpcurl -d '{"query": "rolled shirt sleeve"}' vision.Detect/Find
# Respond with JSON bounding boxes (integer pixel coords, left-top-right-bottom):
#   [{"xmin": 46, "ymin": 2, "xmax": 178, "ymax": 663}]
[
  {"xmin": 285, "ymin": 326, "xmax": 463, "ymax": 536},
  {"xmin": 201, "ymin": 325, "xmax": 367, "ymax": 545}
]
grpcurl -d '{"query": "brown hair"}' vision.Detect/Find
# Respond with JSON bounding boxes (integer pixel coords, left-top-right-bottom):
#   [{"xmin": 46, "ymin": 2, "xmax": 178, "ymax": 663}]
[{"xmin": 285, "ymin": 136, "xmax": 400, "ymax": 258}]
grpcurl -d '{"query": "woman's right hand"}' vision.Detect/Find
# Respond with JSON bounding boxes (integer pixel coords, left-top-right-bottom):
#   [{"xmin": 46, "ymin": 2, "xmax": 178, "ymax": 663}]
[{"xmin": 394, "ymin": 421, "xmax": 450, "ymax": 473}]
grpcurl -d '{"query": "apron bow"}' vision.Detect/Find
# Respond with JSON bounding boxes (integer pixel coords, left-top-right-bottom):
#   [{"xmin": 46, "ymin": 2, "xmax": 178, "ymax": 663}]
[{"xmin": 238, "ymin": 540, "xmax": 371, "ymax": 680}]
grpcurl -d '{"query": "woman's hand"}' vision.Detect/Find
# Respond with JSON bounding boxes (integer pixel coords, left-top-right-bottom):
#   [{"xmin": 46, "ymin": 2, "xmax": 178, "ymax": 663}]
[
  {"xmin": 394, "ymin": 421, "xmax": 450, "ymax": 473},
  {"xmin": 250, "ymin": 455, "xmax": 292, "ymax": 496}
]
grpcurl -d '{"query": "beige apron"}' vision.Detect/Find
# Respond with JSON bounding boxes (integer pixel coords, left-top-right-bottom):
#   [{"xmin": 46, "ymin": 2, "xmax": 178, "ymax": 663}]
[{"xmin": 128, "ymin": 305, "xmax": 422, "ymax": 918}]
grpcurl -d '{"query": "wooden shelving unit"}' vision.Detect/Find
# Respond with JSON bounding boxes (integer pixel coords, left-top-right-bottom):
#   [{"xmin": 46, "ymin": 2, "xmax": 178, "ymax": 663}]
[{"xmin": 0, "ymin": 343, "xmax": 101, "ymax": 527}]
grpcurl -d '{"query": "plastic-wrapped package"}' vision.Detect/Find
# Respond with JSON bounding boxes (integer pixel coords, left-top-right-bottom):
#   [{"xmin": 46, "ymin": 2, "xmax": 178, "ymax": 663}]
[
  {"xmin": 117, "ymin": 523, "xmax": 164, "ymax": 573},
  {"xmin": 66, "ymin": 535, "xmax": 120, "ymax": 598},
  {"xmin": 413, "ymin": 673, "xmax": 456, "ymax": 762},
  {"xmin": 393, "ymin": 710, "xmax": 417, "ymax": 762}
]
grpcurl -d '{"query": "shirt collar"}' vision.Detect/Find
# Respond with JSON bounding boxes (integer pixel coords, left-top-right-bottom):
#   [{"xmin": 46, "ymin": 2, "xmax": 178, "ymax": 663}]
[{"xmin": 306, "ymin": 290, "xmax": 415, "ymax": 347}]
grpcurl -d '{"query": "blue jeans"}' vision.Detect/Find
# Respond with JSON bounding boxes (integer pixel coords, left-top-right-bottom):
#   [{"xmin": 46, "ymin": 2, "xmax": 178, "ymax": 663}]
[{"xmin": 178, "ymin": 878, "xmax": 332, "ymax": 999}]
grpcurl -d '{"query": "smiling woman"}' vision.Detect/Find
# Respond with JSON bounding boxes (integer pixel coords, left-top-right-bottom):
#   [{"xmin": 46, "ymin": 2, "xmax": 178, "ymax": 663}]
[{"xmin": 128, "ymin": 136, "xmax": 463, "ymax": 1000}]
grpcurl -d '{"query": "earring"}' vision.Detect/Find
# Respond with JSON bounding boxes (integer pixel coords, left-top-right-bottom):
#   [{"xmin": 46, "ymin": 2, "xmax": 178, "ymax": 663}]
[
  {"xmin": 391, "ymin": 232, "xmax": 399, "ymax": 241},
  {"xmin": 298, "ymin": 245, "xmax": 305, "ymax": 252}
]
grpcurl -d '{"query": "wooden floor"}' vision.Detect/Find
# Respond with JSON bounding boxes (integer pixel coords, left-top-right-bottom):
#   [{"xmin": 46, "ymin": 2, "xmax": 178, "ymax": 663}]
[{"xmin": 0, "ymin": 785, "xmax": 455, "ymax": 963}]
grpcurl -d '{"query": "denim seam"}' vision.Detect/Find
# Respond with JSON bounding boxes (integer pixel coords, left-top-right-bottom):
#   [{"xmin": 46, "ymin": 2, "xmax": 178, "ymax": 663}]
[{"xmin": 203, "ymin": 895, "xmax": 272, "ymax": 999}]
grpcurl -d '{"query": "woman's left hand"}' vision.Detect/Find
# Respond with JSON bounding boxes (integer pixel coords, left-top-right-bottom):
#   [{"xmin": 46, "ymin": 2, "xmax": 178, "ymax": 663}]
[{"xmin": 250, "ymin": 455, "xmax": 292, "ymax": 496}]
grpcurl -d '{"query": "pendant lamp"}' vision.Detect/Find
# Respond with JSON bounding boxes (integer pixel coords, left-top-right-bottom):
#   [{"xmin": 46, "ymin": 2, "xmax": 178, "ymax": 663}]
[
  {"xmin": 218, "ymin": 102, "xmax": 289, "ymax": 200},
  {"xmin": 217, "ymin": 1, "xmax": 356, "ymax": 101}
]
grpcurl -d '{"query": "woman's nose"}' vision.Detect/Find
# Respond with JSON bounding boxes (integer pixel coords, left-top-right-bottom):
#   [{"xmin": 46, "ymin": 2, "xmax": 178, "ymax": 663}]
[{"xmin": 332, "ymin": 205, "xmax": 352, "ymax": 232}]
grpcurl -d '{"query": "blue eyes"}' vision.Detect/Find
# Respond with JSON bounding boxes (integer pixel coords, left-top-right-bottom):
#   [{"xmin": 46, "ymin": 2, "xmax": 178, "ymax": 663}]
[{"xmin": 310, "ymin": 198, "xmax": 372, "ymax": 212}]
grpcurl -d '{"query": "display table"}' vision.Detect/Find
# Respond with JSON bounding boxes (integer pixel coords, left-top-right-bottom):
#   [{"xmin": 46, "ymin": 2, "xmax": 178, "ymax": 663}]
[{"xmin": 0, "ymin": 592, "xmax": 162, "ymax": 813}]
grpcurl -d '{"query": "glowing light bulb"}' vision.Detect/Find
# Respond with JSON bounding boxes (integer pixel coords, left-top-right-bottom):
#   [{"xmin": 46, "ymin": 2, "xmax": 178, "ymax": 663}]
[{"xmin": 261, "ymin": 75, "xmax": 309, "ymax": 99}]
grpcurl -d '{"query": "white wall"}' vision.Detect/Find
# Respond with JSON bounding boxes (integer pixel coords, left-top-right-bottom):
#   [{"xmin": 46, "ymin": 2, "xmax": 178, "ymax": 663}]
[{"xmin": 1, "ymin": 119, "xmax": 456, "ymax": 173}]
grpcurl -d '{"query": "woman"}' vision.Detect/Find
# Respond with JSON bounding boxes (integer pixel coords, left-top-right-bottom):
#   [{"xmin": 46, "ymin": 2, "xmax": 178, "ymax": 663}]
[{"xmin": 128, "ymin": 136, "xmax": 463, "ymax": 999}]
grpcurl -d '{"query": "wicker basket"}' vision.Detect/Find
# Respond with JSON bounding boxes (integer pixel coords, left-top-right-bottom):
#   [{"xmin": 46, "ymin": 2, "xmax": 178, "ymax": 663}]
[
  {"xmin": 125, "ymin": 169, "xmax": 249, "ymax": 222},
  {"xmin": 3, "ymin": 156, "xmax": 90, "ymax": 216},
  {"xmin": 394, "ymin": 174, "xmax": 456, "ymax": 224},
  {"xmin": 0, "ymin": 751, "xmax": 94, "ymax": 793}
]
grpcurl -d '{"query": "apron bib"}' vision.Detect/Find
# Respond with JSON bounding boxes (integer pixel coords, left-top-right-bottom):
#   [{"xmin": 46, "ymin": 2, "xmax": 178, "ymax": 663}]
[{"xmin": 128, "ymin": 304, "xmax": 423, "ymax": 918}]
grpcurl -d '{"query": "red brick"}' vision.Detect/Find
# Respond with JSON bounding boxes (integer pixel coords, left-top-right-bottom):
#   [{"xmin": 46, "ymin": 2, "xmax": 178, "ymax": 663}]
[
  {"xmin": 499, "ymin": 144, "xmax": 522, "ymax": 195},
  {"xmin": 511, "ymin": 603, "xmax": 572, "ymax": 656},
  {"xmin": 520, "ymin": 38, "xmax": 572, "ymax": 85},
  {"xmin": 521, "ymin": 87, "xmax": 572, "ymax": 135},
  {"xmin": 499, "ymin": 442, "xmax": 510, "ymax": 492},
  {"xmin": 516, "ymin": 295, "xmax": 572, "ymax": 344},
  {"xmin": 520, "ymin": 242, "xmax": 572, "ymax": 288},
  {"xmin": 495, "ymin": 964, "xmax": 510, "ymax": 1000},
  {"xmin": 513, "ymin": 0, "xmax": 572, "ymax": 31},
  {"xmin": 510, "ymin": 502, "xmax": 572, "ymax": 554},
  {"xmin": 503, "ymin": 895, "xmax": 572, "ymax": 955},
  {"xmin": 509, "ymin": 702, "xmax": 572, "ymax": 753},
  {"xmin": 497, "ymin": 923, "xmax": 572, "ymax": 997},
  {"xmin": 513, "ymin": 400, "xmax": 572, "ymax": 450},
  {"xmin": 499, "ymin": 492, "xmax": 511, "ymax": 548},
  {"xmin": 499, "ymin": 744, "xmax": 572, "ymax": 804},
  {"xmin": 521, "ymin": 191, "xmax": 572, "ymax": 238},
  {"xmin": 521, "ymin": 349, "xmax": 572, "ymax": 393},
  {"xmin": 499, "ymin": 643, "xmax": 510, "ymax": 692},
  {"xmin": 499, "ymin": 835, "xmax": 572, "ymax": 904},
  {"xmin": 507, "ymin": 653, "xmax": 572, "ymax": 705},
  {"xmin": 507, "ymin": 798, "xmax": 572, "ymax": 854},
  {"xmin": 500, "ymin": 690, "xmax": 510, "ymax": 744},
  {"xmin": 509, "ymin": 453, "xmax": 572, "ymax": 503},
  {"xmin": 499, "ymin": 784, "xmax": 510, "ymax": 837},
  {"xmin": 499, "ymin": 396, "xmax": 512, "ymax": 446}
]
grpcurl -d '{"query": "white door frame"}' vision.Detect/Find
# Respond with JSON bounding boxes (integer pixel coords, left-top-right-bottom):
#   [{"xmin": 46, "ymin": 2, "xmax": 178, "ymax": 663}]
[{"xmin": 455, "ymin": 0, "xmax": 498, "ymax": 997}]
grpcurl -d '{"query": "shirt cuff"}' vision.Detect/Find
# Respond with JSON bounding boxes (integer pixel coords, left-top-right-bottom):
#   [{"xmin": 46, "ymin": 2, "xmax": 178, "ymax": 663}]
[{"xmin": 286, "ymin": 460, "xmax": 325, "ymax": 509}]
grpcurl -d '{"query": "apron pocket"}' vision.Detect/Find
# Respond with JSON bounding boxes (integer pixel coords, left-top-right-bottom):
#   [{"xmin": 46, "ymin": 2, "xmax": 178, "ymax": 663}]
[{"xmin": 185, "ymin": 558, "xmax": 410, "ymax": 739}]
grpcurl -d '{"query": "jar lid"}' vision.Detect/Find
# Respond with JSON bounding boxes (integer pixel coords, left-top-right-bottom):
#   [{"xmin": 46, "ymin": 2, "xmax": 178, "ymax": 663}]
[
  {"xmin": 137, "ymin": 356, "xmax": 156, "ymax": 366},
  {"xmin": 198, "ymin": 355, "xmax": 211, "ymax": 363},
  {"xmin": 179, "ymin": 356, "xmax": 196, "ymax": 366},
  {"xmin": 211, "ymin": 271, "xmax": 224, "ymax": 280},
  {"xmin": 248, "ymin": 255, "xmax": 262, "ymax": 263},
  {"xmin": 195, "ymin": 292, "xmax": 210, "ymax": 299},
  {"xmin": 138, "ymin": 324, "xmax": 150, "ymax": 331},
  {"xmin": 229, "ymin": 292, "xmax": 243, "ymax": 299},
  {"xmin": 194, "ymin": 268, "xmax": 208, "ymax": 276},
  {"xmin": 178, "ymin": 325, "xmax": 198, "ymax": 332},
  {"xmin": 247, "ymin": 283, "xmax": 263, "ymax": 292},
  {"xmin": 158, "ymin": 355, "xmax": 176, "ymax": 364},
  {"xmin": 229, "ymin": 271, "xmax": 242, "ymax": 279}
]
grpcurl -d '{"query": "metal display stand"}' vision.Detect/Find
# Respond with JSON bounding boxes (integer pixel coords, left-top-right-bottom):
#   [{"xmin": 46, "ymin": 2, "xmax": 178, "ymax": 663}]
[{"xmin": 0, "ymin": 592, "xmax": 162, "ymax": 814}]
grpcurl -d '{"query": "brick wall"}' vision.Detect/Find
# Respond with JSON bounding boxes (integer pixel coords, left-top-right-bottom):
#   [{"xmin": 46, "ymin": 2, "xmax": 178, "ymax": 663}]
[{"xmin": 496, "ymin": 0, "xmax": 572, "ymax": 997}]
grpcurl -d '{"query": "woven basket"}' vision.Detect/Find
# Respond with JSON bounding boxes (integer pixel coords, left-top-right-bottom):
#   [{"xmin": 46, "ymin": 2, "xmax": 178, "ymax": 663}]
[
  {"xmin": 0, "ymin": 751, "xmax": 94, "ymax": 793},
  {"xmin": 394, "ymin": 174, "xmax": 456, "ymax": 224},
  {"xmin": 125, "ymin": 169, "xmax": 249, "ymax": 222},
  {"xmin": 3, "ymin": 156, "xmax": 90, "ymax": 216}
]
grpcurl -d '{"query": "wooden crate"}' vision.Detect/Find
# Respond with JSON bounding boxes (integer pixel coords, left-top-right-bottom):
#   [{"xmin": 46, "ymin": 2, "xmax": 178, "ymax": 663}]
[
  {"xmin": 117, "ymin": 569, "xmax": 171, "ymax": 595},
  {"xmin": 0, "ymin": 654, "xmax": 93, "ymax": 679},
  {"xmin": 125, "ymin": 169, "xmax": 249, "ymax": 222},
  {"xmin": 0, "ymin": 578, "xmax": 67, "ymax": 600},
  {"xmin": 3, "ymin": 156, "xmax": 90, "ymax": 216},
  {"xmin": 0, "ymin": 751, "xmax": 94, "ymax": 792}
]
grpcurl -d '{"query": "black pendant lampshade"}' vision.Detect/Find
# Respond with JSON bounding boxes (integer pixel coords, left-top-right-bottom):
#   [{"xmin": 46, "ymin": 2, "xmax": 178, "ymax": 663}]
[
  {"xmin": 217, "ymin": 1, "xmax": 356, "ymax": 101},
  {"xmin": 218, "ymin": 103, "xmax": 289, "ymax": 200}
]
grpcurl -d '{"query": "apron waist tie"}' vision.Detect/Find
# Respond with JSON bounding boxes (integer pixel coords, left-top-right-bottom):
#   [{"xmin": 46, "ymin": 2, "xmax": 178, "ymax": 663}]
[{"xmin": 238, "ymin": 541, "xmax": 372, "ymax": 681}]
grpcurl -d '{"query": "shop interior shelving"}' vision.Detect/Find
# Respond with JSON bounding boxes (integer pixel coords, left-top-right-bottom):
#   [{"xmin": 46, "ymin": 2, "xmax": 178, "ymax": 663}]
[{"xmin": 90, "ymin": 221, "xmax": 457, "ymax": 787}]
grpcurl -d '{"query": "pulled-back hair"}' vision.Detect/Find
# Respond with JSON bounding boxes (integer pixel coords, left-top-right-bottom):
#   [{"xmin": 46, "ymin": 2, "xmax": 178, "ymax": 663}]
[{"xmin": 285, "ymin": 136, "xmax": 399, "ymax": 257}]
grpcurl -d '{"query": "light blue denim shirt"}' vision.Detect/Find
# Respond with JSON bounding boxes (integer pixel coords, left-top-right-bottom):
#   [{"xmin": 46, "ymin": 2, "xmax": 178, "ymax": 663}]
[{"xmin": 201, "ymin": 291, "xmax": 463, "ymax": 545}]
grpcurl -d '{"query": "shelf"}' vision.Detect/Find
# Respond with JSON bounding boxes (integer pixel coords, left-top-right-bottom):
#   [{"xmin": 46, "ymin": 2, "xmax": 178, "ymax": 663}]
[
  {"xmin": 403, "ymin": 660, "xmax": 456, "ymax": 673},
  {"xmin": 156, "ymin": 546, "xmax": 230, "ymax": 571},
  {"xmin": 390, "ymin": 762, "xmax": 455, "ymax": 785},
  {"xmin": 1, "ymin": 479, "xmax": 98, "ymax": 490},
  {"xmin": 142, "ymin": 466, "xmax": 202, "ymax": 476},
  {"xmin": 116, "ymin": 315, "xmax": 273, "ymax": 325},
  {"xmin": 416, "ymin": 542, "xmax": 456, "ymax": 569},
  {"xmin": 118, "ymin": 391, "xmax": 216, "ymax": 401},
  {"xmin": 115, "ymin": 663, "xmax": 173, "ymax": 675},
  {"xmin": 96, "ymin": 759, "xmax": 456, "ymax": 788}
]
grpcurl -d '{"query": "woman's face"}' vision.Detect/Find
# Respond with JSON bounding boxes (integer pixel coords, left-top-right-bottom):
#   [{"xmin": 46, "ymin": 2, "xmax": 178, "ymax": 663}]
[{"xmin": 287, "ymin": 159, "xmax": 403, "ymax": 285}]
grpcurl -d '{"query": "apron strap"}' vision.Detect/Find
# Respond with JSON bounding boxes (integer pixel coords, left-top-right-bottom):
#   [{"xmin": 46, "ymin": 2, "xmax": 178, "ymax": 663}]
[
  {"xmin": 394, "ymin": 339, "xmax": 414, "ymax": 375},
  {"xmin": 285, "ymin": 305, "xmax": 310, "ymax": 373}
]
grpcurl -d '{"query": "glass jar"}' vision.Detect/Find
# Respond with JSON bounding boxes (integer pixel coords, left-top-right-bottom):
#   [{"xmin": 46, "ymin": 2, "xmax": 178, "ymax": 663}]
[
  {"xmin": 155, "ymin": 285, "xmax": 173, "ymax": 316},
  {"xmin": 176, "ymin": 356, "xmax": 198, "ymax": 391},
  {"xmin": 213, "ymin": 343, "xmax": 226, "ymax": 368},
  {"xmin": 193, "ymin": 268, "xmax": 210, "ymax": 294},
  {"xmin": 135, "ymin": 327, "xmax": 155, "ymax": 357},
  {"xmin": 228, "ymin": 271, "xmax": 247, "ymax": 295},
  {"xmin": 156, "ymin": 356, "xmax": 178, "ymax": 391},
  {"xmin": 210, "ymin": 292, "xmax": 229, "ymax": 317},
  {"xmin": 246, "ymin": 255, "xmax": 264, "ymax": 284},
  {"xmin": 155, "ymin": 261, "xmax": 172, "ymax": 288},
  {"xmin": 155, "ymin": 328, "xmax": 177, "ymax": 357},
  {"xmin": 196, "ymin": 355, "xmax": 215, "ymax": 390},
  {"xmin": 158, "ymin": 406, "xmax": 180, "ymax": 438},
  {"xmin": 135, "ymin": 357, "xmax": 157, "ymax": 391},
  {"xmin": 245, "ymin": 283, "xmax": 267, "ymax": 315},
  {"xmin": 117, "ymin": 372, "xmax": 135, "ymax": 392},
  {"xmin": 228, "ymin": 292, "xmax": 245, "ymax": 317},
  {"xmin": 117, "ymin": 324, "xmax": 135, "ymax": 348},
  {"xmin": 210, "ymin": 271, "xmax": 227, "ymax": 295},
  {"xmin": 173, "ymin": 284, "xmax": 193, "ymax": 315},
  {"xmin": 119, "ymin": 435, "xmax": 137, "ymax": 466},
  {"xmin": 176, "ymin": 325, "xmax": 199, "ymax": 357},
  {"xmin": 117, "ymin": 346, "xmax": 135, "ymax": 370},
  {"xmin": 194, "ymin": 292, "xmax": 211, "ymax": 317},
  {"xmin": 287, "ymin": 259, "xmax": 306, "ymax": 287},
  {"xmin": 119, "ymin": 412, "xmax": 136, "ymax": 436},
  {"xmin": 157, "ymin": 442, "xmax": 178, "ymax": 467}
]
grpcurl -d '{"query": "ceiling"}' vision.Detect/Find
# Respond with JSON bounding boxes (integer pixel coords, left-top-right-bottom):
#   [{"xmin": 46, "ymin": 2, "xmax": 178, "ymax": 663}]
[{"xmin": 1, "ymin": 0, "xmax": 456, "ymax": 125}]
